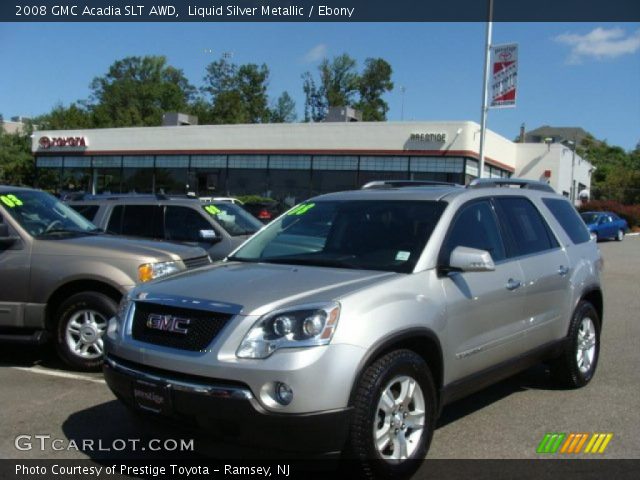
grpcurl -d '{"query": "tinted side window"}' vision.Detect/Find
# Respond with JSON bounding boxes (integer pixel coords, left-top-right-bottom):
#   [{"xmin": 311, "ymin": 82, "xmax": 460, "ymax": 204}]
[
  {"xmin": 165, "ymin": 206, "xmax": 212, "ymax": 242},
  {"xmin": 69, "ymin": 204, "xmax": 99, "ymax": 222},
  {"xmin": 106, "ymin": 206, "xmax": 123, "ymax": 234},
  {"xmin": 441, "ymin": 200, "xmax": 506, "ymax": 263},
  {"xmin": 121, "ymin": 205, "xmax": 162, "ymax": 239},
  {"xmin": 495, "ymin": 197, "xmax": 558, "ymax": 257},
  {"xmin": 542, "ymin": 198, "xmax": 590, "ymax": 244}
]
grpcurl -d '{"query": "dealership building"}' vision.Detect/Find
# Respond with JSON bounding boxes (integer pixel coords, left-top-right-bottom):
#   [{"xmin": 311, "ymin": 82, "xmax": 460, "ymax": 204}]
[{"xmin": 31, "ymin": 120, "xmax": 593, "ymax": 203}]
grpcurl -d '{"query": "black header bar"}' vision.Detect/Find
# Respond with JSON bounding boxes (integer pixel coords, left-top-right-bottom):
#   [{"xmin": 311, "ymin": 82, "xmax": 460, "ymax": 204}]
[{"xmin": 3, "ymin": 0, "xmax": 640, "ymax": 22}]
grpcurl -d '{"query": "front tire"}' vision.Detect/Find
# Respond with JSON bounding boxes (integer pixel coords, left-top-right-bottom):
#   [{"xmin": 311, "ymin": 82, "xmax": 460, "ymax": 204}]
[
  {"xmin": 347, "ymin": 350, "xmax": 436, "ymax": 478},
  {"xmin": 616, "ymin": 229, "xmax": 624, "ymax": 241},
  {"xmin": 55, "ymin": 292, "xmax": 117, "ymax": 371},
  {"xmin": 550, "ymin": 301, "xmax": 600, "ymax": 388}
]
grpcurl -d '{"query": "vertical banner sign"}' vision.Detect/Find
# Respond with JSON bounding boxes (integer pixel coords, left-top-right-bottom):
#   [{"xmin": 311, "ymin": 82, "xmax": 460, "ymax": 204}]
[{"xmin": 490, "ymin": 43, "xmax": 518, "ymax": 108}]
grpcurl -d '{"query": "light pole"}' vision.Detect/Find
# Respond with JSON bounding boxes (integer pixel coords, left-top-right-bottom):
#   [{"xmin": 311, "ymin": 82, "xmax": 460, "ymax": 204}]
[
  {"xmin": 568, "ymin": 139, "xmax": 576, "ymax": 204},
  {"xmin": 478, "ymin": 0, "xmax": 494, "ymax": 179}
]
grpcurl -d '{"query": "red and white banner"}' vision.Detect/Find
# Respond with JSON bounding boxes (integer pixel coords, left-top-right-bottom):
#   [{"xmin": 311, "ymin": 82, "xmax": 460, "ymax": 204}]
[{"xmin": 490, "ymin": 43, "xmax": 518, "ymax": 108}]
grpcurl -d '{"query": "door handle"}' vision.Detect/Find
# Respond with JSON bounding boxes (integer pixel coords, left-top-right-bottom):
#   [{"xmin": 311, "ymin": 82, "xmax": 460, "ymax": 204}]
[
  {"xmin": 505, "ymin": 278, "xmax": 522, "ymax": 291},
  {"xmin": 558, "ymin": 265, "xmax": 570, "ymax": 276}
]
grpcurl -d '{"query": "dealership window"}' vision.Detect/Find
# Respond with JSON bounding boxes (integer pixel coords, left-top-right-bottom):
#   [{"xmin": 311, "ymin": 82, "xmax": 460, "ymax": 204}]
[
  {"xmin": 268, "ymin": 156, "xmax": 312, "ymax": 202},
  {"xmin": 191, "ymin": 155, "xmax": 227, "ymax": 168},
  {"xmin": 61, "ymin": 156, "xmax": 92, "ymax": 192},
  {"xmin": 35, "ymin": 156, "xmax": 63, "ymax": 192},
  {"xmin": 122, "ymin": 156, "xmax": 154, "ymax": 193},
  {"xmin": 155, "ymin": 155, "xmax": 189, "ymax": 194},
  {"xmin": 313, "ymin": 156, "xmax": 358, "ymax": 171},
  {"xmin": 93, "ymin": 156, "xmax": 122, "ymax": 193},
  {"xmin": 228, "ymin": 155, "xmax": 268, "ymax": 169},
  {"xmin": 410, "ymin": 157, "xmax": 464, "ymax": 173},
  {"xmin": 359, "ymin": 156, "xmax": 409, "ymax": 172}
]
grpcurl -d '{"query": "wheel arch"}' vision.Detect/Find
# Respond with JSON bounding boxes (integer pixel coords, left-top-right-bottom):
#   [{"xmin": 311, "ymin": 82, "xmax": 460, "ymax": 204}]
[
  {"xmin": 45, "ymin": 280, "xmax": 123, "ymax": 331},
  {"xmin": 349, "ymin": 328, "xmax": 444, "ymax": 409},
  {"xmin": 580, "ymin": 287, "xmax": 603, "ymax": 327}
]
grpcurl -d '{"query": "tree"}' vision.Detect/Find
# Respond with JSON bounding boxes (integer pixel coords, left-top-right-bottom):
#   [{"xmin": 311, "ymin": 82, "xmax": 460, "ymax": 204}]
[
  {"xmin": 0, "ymin": 124, "xmax": 34, "ymax": 186},
  {"xmin": 270, "ymin": 92, "xmax": 297, "ymax": 123},
  {"xmin": 302, "ymin": 54, "xmax": 393, "ymax": 122},
  {"xmin": 89, "ymin": 56, "xmax": 195, "ymax": 127},
  {"xmin": 354, "ymin": 58, "xmax": 394, "ymax": 121},
  {"xmin": 201, "ymin": 58, "xmax": 270, "ymax": 124},
  {"xmin": 35, "ymin": 103, "xmax": 93, "ymax": 130}
]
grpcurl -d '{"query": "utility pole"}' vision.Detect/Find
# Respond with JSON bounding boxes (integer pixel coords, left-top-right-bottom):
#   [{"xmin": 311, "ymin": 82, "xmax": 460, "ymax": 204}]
[
  {"xmin": 478, "ymin": 0, "xmax": 494, "ymax": 179},
  {"xmin": 569, "ymin": 138, "xmax": 577, "ymax": 204},
  {"xmin": 400, "ymin": 86, "xmax": 406, "ymax": 121}
]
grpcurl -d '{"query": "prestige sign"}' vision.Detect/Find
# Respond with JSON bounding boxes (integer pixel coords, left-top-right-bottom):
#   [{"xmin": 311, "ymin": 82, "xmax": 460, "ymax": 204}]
[
  {"xmin": 409, "ymin": 132, "xmax": 447, "ymax": 143},
  {"xmin": 38, "ymin": 136, "xmax": 88, "ymax": 149}
]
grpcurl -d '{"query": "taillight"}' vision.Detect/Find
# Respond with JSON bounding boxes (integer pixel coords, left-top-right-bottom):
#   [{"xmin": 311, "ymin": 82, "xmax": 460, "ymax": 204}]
[{"xmin": 258, "ymin": 208, "xmax": 271, "ymax": 220}]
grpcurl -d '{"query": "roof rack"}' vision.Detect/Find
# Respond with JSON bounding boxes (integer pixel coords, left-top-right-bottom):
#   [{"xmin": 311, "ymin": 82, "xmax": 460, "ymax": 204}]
[
  {"xmin": 361, "ymin": 180, "xmax": 460, "ymax": 190},
  {"xmin": 67, "ymin": 193, "xmax": 199, "ymax": 201},
  {"xmin": 467, "ymin": 178, "xmax": 555, "ymax": 193}
]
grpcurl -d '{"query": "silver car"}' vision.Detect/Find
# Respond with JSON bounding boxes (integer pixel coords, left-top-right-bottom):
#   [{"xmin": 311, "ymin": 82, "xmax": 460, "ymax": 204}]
[{"xmin": 104, "ymin": 179, "xmax": 603, "ymax": 477}]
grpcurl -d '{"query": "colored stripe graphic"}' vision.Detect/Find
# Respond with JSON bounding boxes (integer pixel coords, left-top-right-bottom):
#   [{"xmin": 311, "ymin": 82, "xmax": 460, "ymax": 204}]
[
  {"xmin": 540, "ymin": 433, "xmax": 613, "ymax": 454},
  {"xmin": 585, "ymin": 433, "xmax": 614, "ymax": 454},
  {"xmin": 537, "ymin": 433, "xmax": 566, "ymax": 454}
]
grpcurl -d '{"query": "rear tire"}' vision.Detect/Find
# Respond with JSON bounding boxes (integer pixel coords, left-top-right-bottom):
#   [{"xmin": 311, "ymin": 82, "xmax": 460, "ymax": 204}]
[
  {"xmin": 550, "ymin": 301, "xmax": 600, "ymax": 388},
  {"xmin": 55, "ymin": 292, "xmax": 117, "ymax": 371},
  {"xmin": 346, "ymin": 349, "xmax": 436, "ymax": 478}
]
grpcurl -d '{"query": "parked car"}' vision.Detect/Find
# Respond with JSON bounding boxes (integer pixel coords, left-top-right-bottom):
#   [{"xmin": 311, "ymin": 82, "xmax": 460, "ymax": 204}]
[
  {"xmin": 66, "ymin": 194, "xmax": 263, "ymax": 261},
  {"xmin": 198, "ymin": 196, "xmax": 243, "ymax": 205},
  {"xmin": 580, "ymin": 211, "xmax": 628, "ymax": 241},
  {"xmin": 104, "ymin": 179, "xmax": 603, "ymax": 477},
  {"xmin": 242, "ymin": 199, "xmax": 282, "ymax": 223},
  {"xmin": 0, "ymin": 187, "xmax": 211, "ymax": 370}
]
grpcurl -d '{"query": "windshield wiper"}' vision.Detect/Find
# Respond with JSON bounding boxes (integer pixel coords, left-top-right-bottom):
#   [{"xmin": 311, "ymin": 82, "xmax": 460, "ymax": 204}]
[
  {"xmin": 259, "ymin": 256, "xmax": 356, "ymax": 269},
  {"xmin": 38, "ymin": 228, "xmax": 102, "ymax": 237}
]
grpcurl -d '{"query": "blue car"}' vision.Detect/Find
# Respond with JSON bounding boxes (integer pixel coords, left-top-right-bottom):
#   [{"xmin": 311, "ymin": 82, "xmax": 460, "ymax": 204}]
[{"xmin": 581, "ymin": 211, "xmax": 628, "ymax": 241}]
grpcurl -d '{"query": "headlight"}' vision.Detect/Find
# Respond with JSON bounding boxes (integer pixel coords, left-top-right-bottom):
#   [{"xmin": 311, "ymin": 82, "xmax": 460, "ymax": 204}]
[
  {"xmin": 109, "ymin": 295, "xmax": 133, "ymax": 335},
  {"xmin": 236, "ymin": 302, "xmax": 340, "ymax": 359},
  {"xmin": 137, "ymin": 260, "xmax": 183, "ymax": 282}
]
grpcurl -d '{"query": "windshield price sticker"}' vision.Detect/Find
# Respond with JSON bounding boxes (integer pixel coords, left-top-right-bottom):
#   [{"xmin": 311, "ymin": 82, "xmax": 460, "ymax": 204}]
[
  {"xmin": 0, "ymin": 194, "xmax": 23, "ymax": 208},
  {"xmin": 288, "ymin": 203, "xmax": 315, "ymax": 216},
  {"xmin": 204, "ymin": 205, "xmax": 222, "ymax": 215}
]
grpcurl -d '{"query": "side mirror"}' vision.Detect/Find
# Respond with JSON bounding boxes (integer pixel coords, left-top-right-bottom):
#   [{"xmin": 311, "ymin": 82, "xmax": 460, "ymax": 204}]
[
  {"xmin": 448, "ymin": 246, "xmax": 495, "ymax": 272},
  {"xmin": 198, "ymin": 229, "xmax": 221, "ymax": 244},
  {"xmin": 0, "ymin": 223, "xmax": 19, "ymax": 247}
]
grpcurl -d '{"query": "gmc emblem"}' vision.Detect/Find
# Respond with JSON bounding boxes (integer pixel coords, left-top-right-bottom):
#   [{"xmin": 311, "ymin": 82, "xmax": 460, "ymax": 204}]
[{"xmin": 146, "ymin": 314, "xmax": 191, "ymax": 335}]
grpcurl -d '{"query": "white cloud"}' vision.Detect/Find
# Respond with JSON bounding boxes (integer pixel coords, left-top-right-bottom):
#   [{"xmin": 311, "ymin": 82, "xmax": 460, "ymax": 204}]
[
  {"xmin": 555, "ymin": 27, "xmax": 640, "ymax": 64},
  {"xmin": 302, "ymin": 44, "xmax": 327, "ymax": 63}
]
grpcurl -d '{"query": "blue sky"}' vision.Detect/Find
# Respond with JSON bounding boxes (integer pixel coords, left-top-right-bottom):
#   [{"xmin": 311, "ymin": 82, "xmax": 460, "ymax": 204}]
[{"xmin": 0, "ymin": 22, "xmax": 638, "ymax": 149}]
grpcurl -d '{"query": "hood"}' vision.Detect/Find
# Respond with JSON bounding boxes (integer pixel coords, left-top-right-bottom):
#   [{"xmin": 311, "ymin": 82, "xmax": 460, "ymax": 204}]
[
  {"xmin": 134, "ymin": 261, "xmax": 397, "ymax": 316},
  {"xmin": 33, "ymin": 234, "xmax": 206, "ymax": 262}
]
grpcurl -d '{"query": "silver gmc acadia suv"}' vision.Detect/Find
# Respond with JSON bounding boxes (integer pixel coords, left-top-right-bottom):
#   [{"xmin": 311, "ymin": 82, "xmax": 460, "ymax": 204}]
[{"xmin": 104, "ymin": 179, "xmax": 603, "ymax": 477}]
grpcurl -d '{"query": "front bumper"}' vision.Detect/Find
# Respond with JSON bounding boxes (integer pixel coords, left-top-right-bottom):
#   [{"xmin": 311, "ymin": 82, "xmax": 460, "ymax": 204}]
[{"xmin": 104, "ymin": 355, "xmax": 352, "ymax": 454}]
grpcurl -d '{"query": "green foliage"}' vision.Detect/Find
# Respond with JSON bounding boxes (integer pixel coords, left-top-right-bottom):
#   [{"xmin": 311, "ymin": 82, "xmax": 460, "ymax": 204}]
[
  {"xmin": 89, "ymin": 56, "xmax": 195, "ymax": 127},
  {"xmin": 303, "ymin": 54, "xmax": 394, "ymax": 122},
  {"xmin": 0, "ymin": 125, "xmax": 35, "ymax": 186},
  {"xmin": 270, "ymin": 92, "xmax": 297, "ymax": 123},
  {"xmin": 201, "ymin": 58, "xmax": 270, "ymax": 124},
  {"xmin": 354, "ymin": 58, "xmax": 394, "ymax": 121},
  {"xmin": 236, "ymin": 194, "xmax": 275, "ymax": 204},
  {"xmin": 35, "ymin": 103, "xmax": 93, "ymax": 130},
  {"xmin": 579, "ymin": 134, "xmax": 640, "ymax": 204}
]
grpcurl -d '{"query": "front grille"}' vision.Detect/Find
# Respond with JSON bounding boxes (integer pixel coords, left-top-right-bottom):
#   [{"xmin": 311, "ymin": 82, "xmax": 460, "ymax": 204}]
[
  {"xmin": 183, "ymin": 255, "xmax": 211, "ymax": 270},
  {"xmin": 131, "ymin": 302, "xmax": 232, "ymax": 351}
]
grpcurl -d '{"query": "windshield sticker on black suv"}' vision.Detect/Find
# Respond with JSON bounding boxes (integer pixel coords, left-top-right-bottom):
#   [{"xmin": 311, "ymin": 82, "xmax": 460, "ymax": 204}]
[
  {"xmin": 0, "ymin": 194, "xmax": 23, "ymax": 208},
  {"xmin": 204, "ymin": 205, "xmax": 222, "ymax": 215},
  {"xmin": 288, "ymin": 203, "xmax": 315, "ymax": 216},
  {"xmin": 395, "ymin": 251, "xmax": 411, "ymax": 261}
]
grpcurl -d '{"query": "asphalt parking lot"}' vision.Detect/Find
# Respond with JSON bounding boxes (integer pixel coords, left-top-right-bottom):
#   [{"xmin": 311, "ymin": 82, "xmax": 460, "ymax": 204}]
[{"xmin": 1, "ymin": 237, "xmax": 638, "ymax": 464}]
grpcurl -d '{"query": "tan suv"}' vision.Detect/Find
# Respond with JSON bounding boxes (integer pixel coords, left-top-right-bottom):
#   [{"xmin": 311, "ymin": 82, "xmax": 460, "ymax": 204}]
[{"xmin": 0, "ymin": 186, "xmax": 211, "ymax": 370}]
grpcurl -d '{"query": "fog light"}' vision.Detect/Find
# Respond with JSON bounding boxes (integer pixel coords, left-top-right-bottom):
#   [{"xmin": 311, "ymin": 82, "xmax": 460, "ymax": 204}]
[{"xmin": 275, "ymin": 382, "xmax": 293, "ymax": 405}]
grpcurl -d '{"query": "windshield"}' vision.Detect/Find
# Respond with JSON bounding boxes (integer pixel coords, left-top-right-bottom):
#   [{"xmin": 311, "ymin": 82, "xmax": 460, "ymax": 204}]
[
  {"xmin": 229, "ymin": 200, "xmax": 447, "ymax": 273},
  {"xmin": 580, "ymin": 212, "xmax": 601, "ymax": 224},
  {"xmin": 202, "ymin": 202, "xmax": 263, "ymax": 236},
  {"xmin": 0, "ymin": 190, "xmax": 99, "ymax": 238}
]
